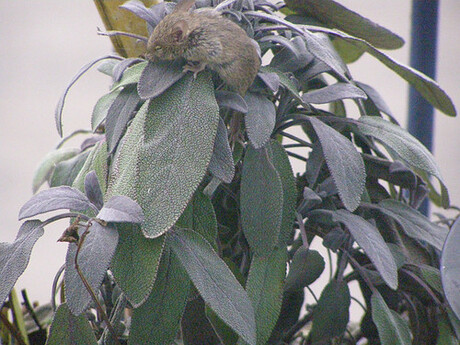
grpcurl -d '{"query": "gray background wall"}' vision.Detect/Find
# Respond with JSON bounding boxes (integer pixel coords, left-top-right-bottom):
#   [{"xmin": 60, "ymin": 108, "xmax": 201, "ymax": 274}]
[{"xmin": 1, "ymin": 1, "xmax": 459, "ymax": 311}]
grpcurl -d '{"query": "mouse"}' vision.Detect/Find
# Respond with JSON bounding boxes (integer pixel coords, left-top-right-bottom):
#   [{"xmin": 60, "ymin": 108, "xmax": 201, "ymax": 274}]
[{"xmin": 145, "ymin": 0, "xmax": 261, "ymax": 95}]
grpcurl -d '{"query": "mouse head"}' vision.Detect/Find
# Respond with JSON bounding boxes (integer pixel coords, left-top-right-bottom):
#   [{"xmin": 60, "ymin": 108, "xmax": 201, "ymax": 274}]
[{"xmin": 145, "ymin": 0, "xmax": 196, "ymax": 61}]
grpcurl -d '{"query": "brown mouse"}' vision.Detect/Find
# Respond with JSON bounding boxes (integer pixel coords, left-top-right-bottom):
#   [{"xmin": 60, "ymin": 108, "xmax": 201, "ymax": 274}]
[{"xmin": 145, "ymin": 0, "xmax": 260, "ymax": 95}]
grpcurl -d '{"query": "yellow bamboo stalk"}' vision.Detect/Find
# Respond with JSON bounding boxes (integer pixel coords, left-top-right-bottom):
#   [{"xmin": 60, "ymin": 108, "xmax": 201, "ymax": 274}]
[{"xmin": 93, "ymin": 0, "xmax": 157, "ymax": 58}]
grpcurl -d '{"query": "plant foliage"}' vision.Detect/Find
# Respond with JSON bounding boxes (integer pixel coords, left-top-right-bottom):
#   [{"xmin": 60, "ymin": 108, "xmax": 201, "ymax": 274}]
[{"xmin": 1, "ymin": 0, "xmax": 459, "ymax": 344}]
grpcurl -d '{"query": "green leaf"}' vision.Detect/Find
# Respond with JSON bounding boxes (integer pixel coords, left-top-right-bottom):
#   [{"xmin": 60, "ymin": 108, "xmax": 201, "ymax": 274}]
[
  {"xmin": 111, "ymin": 224, "xmax": 166, "ymax": 307},
  {"xmin": 437, "ymin": 313, "xmax": 459, "ymax": 345},
  {"xmin": 138, "ymin": 72, "xmax": 219, "ymax": 238},
  {"xmin": 46, "ymin": 303, "xmax": 97, "ymax": 345},
  {"xmin": 332, "ymin": 37, "xmax": 365, "ymax": 64},
  {"xmin": 318, "ymin": 209, "xmax": 398, "ymax": 289},
  {"xmin": 111, "ymin": 61, "xmax": 147, "ymax": 90},
  {"xmin": 371, "ymin": 291, "xmax": 412, "ymax": 345},
  {"xmin": 309, "ymin": 116, "xmax": 365, "ymax": 211},
  {"xmin": 240, "ymin": 144, "xmax": 284, "ymax": 254},
  {"xmin": 129, "ymin": 248, "xmax": 190, "ymax": 345},
  {"xmin": 205, "ymin": 306, "xmax": 238, "ymax": 345},
  {"xmin": 308, "ymin": 27, "xmax": 456, "ymax": 116},
  {"xmin": 285, "ymin": 0, "xmax": 404, "ymax": 49},
  {"xmin": 32, "ymin": 147, "xmax": 80, "ymax": 193},
  {"xmin": 177, "ymin": 191, "xmax": 218, "ymax": 249},
  {"xmin": 244, "ymin": 92, "xmax": 276, "ymax": 149},
  {"xmin": 107, "ymin": 101, "xmax": 146, "ymax": 200},
  {"xmin": 357, "ymin": 116, "xmax": 449, "ymax": 207},
  {"xmin": 106, "ymin": 84, "xmax": 141, "ymax": 154},
  {"xmin": 377, "ymin": 199, "xmax": 448, "ymax": 251},
  {"xmin": 302, "ymin": 82, "xmax": 367, "ymax": 104},
  {"xmin": 441, "ymin": 217, "xmax": 460, "ymax": 320},
  {"xmin": 208, "ymin": 116, "xmax": 235, "ymax": 184},
  {"xmin": 91, "ymin": 88, "xmax": 122, "ymax": 131},
  {"xmin": 285, "ymin": 248, "xmax": 325, "ymax": 292},
  {"xmin": 72, "ymin": 141, "xmax": 108, "ymax": 194},
  {"xmin": 309, "ymin": 280, "xmax": 350, "ymax": 342},
  {"xmin": 0, "ymin": 221, "xmax": 44, "ymax": 305},
  {"xmin": 182, "ymin": 297, "xmax": 222, "ymax": 345},
  {"xmin": 170, "ymin": 229, "xmax": 256, "ymax": 345},
  {"xmin": 239, "ymin": 248, "xmax": 287, "ymax": 345},
  {"xmin": 50, "ymin": 150, "xmax": 90, "ymax": 188},
  {"xmin": 267, "ymin": 140, "xmax": 297, "ymax": 245},
  {"xmin": 418, "ymin": 264, "xmax": 443, "ymax": 294}
]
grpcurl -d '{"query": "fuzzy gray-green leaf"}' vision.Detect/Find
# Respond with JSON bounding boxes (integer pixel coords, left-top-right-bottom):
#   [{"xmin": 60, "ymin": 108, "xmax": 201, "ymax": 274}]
[
  {"xmin": 0, "ymin": 220, "xmax": 44, "ymax": 306},
  {"xmin": 32, "ymin": 147, "xmax": 80, "ymax": 193},
  {"xmin": 138, "ymin": 72, "xmax": 219, "ymax": 238},
  {"xmin": 371, "ymin": 291, "xmax": 412, "ymax": 345},
  {"xmin": 378, "ymin": 199, "xmax": 448, "ymax": 251},
  {"xmin": 46, "ymin": 303, "xmax": 97, "ymax": 345},
  {"xmin": 129, "ymin": 248, "xmax": 190, "ymax": 345},
  {"xmin": 309, "ymin": 116, "xmax": 365, "ymax": 211},
  {"xmin": 310, "ymin": 279, "xmax": 350, "ymax": 342},
  {"xmin": 267, "ymin": 140, "xmax": 297, "ymax": 245},
  {"xmin": 357, "ymin": 116, "xmax": 449, "ymax": 207},
  {"xmin": 240, "ymin": 144, "xmax": 284, "ymax": 254},
  {"xmin": 170, "ymin": 229, "xmax": 256, "ymax": 345},
  {"xmin": 111, "ymin": 224, "xmax": 165, "ymax": 307},
  {"xmin": 241, "ymin": 248, "xmax": 287, "ymax": 345}
]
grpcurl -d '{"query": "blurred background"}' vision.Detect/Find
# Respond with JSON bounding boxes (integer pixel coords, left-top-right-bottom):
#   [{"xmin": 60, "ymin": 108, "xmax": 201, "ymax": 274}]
[{"xmin": 0, "ymin": 0, "xmax": 459, "ymax": 313}]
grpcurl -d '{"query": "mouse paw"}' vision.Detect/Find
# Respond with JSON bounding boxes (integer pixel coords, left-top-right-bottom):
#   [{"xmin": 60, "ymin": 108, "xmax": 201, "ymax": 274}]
[{"xmin": 183, "ymin": 61, "xmax": 206, "ymax": 79}]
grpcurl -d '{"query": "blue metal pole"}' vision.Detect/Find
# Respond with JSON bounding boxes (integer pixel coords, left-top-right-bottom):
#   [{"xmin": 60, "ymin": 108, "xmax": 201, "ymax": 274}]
[{"xmin": 408, "ymin": 0, "xmax": 439, "ymax": 215}]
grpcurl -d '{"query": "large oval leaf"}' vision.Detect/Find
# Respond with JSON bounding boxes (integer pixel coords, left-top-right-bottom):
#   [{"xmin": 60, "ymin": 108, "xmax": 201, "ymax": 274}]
[
  {"xmin": 137, "ymin": 60, "xmax": 185, "ymax": 100},
  {"xmin": 240, "ymin": 144, "xmax": 284, "ymax": 254},
  {"xmin": 244, "ymin": 92, "xmax": 276, "ymax": 149},
  {"xmin": 129, "ymin": 248, "xmax": 190, "ymax": 345},
  {"xmin": 285, "ymin": 247, "xmax": 325, "ymax": 292},
  {"xmin": 170, "ymin": 229, "xmax": 256, "ymax": 345},
  {"xmin": 441, "ymin": 217, "xmax": 460, "ymax": 319},
  {"xmin": 309, "ymin": 116, "xmax": 365, "ymax": 211},
  {"xmin": 371, "ymin": 291, "xmax": 412, "ymax": 345},
  {"xmin": 111, "ymin": 224, "xmax": 165, "ymax": 307},
  {"xmin": 46, "ymin": 303, "xmax": 97, "ymax": 345},
  {"xmin": 241, "ymin": 248, "xmax": 287, "ymax": 345},
  {"xmin": 309, "ymin": 280, "xmax": 350, "ymax": 342},
  {"xmin": 267, "ymin": 140, "xmax": 297, "ymax": 245},
  {"xmin": 138, "ymin": 72, "xmax": 219, "ymax": 238},
  {"xmin": 357, "ymin": 116, "xmax": 449, "ymax": 207},
  {"xmin": 208, "ymin": 116, "xmax": 235, "ymax": 184}
]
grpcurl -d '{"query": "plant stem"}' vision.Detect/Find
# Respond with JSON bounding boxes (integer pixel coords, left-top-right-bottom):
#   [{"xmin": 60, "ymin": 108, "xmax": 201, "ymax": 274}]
[
  {"xmin": 0, "ymin": 312, "xmax": 27, "ymax": 345},
  {"xmin": 75, "ymin": 222, "xmax": 121, "ymax": 345}
]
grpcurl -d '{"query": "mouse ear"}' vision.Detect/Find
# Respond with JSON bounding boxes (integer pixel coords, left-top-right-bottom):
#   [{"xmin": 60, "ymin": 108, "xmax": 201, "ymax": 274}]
[
  {"xmin": 172, "ymin": 20, "xmax": 188, "ymax": 42},
  {"xmin": 173, "ymin": 0, "xmax": 195, "ymax": 13}
]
